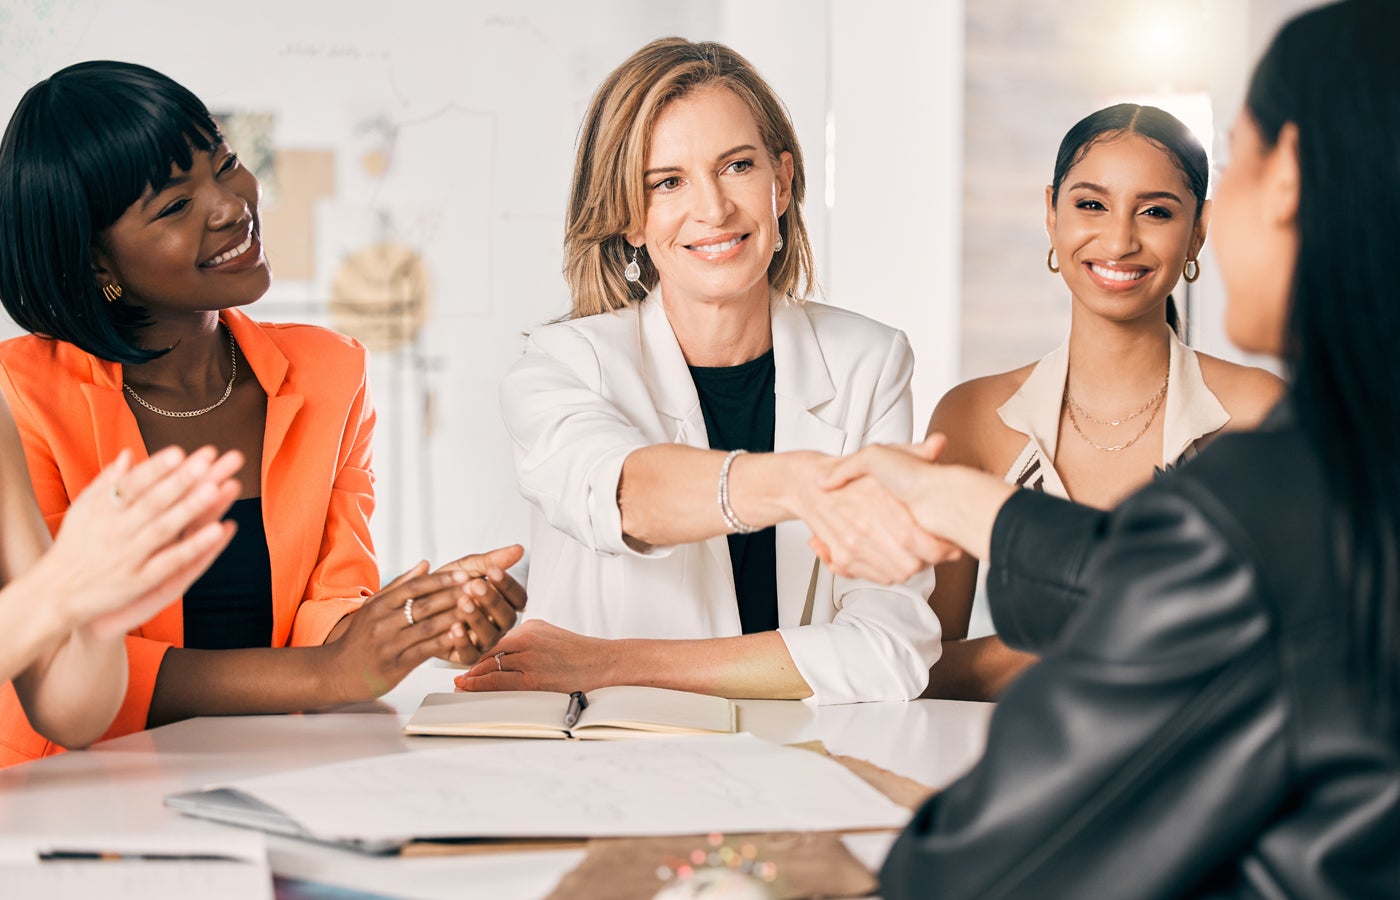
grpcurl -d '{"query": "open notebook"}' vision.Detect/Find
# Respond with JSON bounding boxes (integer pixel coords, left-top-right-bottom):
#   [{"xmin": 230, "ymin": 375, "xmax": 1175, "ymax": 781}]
[{"xmin": 404, "ymin": 686, "xmax": 737, "ymax": 739}]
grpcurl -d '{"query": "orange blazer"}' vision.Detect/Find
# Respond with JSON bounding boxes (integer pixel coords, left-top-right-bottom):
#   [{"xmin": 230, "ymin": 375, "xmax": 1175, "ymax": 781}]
[{"xmin": 0, "ymin": 309, "xmax": 378, "ymax": 767}]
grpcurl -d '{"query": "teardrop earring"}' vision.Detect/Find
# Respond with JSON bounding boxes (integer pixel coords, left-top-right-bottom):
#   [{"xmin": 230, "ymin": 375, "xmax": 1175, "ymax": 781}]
[
  {"xmin": 624, "ymin": 247, "xmax": 642, "ymax": 283},
  {"xmin": 771, "ymin": 184, "xmax": 784, "ymax": 253}
]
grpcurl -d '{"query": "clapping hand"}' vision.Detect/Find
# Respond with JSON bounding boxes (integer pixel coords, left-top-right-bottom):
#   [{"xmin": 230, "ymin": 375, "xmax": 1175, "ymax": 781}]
[
  {"xmin": 325, "ymin": 562, "xmax": 480, "ymax": 701},
  {"xmin": 433, "ymin": 544, "xmax": 528, "ymax": 664},
  {"xmin": 42, "ymin": 446, "xmax": 243, "ymax": 642}
]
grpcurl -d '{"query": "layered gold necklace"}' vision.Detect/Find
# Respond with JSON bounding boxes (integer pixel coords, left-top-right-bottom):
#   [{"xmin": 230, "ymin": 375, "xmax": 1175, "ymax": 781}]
[{"xmin": 1064, "ymin": 371, "xmax": 1169, "ymax": 452}]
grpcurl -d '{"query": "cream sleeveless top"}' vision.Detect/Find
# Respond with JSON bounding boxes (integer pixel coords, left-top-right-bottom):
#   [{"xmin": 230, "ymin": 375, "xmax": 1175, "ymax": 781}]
[
  {"xmin": 964, "ymin": 331, "xmax": 1230, "ymax": 639},
  {"xmin": 997, "ymin": 330, "xmax": 1230, "ymax": 497}
]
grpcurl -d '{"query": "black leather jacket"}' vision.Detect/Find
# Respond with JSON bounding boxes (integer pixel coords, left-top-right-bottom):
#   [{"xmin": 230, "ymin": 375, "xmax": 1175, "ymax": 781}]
[{"xmin": 881, "ymin": 409, "xmax": 1400, "ymax": 899}]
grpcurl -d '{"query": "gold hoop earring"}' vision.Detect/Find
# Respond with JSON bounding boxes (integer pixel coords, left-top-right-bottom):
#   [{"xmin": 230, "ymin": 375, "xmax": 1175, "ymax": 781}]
[
  {"xmin": 101, "ymin": 283, "xmax": 123, "ymax": 302},
  {"xmin": 1046, "ymin": 248, "xmax": 1060, "ymax": 274},
  {"xmin": 1183, "ymin": 258, "xmax": 1201, "ymax": 283}
]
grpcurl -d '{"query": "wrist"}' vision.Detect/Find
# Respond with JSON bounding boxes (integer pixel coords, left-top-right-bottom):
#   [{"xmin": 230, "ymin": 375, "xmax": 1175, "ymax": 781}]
[
  {"xmin": 717, "ymin": 450, "xmax": 759, "ymax": 535},
  {"xmin": 602, "ymin": 638, "xmax": 633, "ymax": 686},
  {"xmin": 315, "ymin": 642, "xmax": 365, "ymax": 705},
  {"xmin": 769, "ymin": 451, "xmax": 829, "ymax": 521},
  {"xmin": 943, "ymin": 466, "xmax": 1017, "ymax": 560},
  {"xmin": 21, "ymin": 560, "xmax": 84, "ymax": 638}
]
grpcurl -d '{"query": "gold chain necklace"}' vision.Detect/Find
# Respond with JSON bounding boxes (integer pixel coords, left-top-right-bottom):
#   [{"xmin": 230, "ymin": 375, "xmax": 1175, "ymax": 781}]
[
  {"xmin": 1065, "ymin": 372, "xmax": 1169, "ymax": 426},
  {"xmin": 124, "ymin": 324, "xmax": 237, "ymax": 418},
  {"xmin": 1064, "ymin": 372, "xmax": 1169, "ymax": 452}
]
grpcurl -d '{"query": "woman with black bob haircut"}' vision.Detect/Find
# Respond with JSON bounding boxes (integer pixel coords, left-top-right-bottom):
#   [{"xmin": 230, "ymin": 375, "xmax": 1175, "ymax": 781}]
[
  {"xmin": 920, "ymin": 101, "xmax": 1279, "ymax": 702},
  {"xmin": 0, "ymin": 61, "xmax": 527, "ymax": 767},
  {"xmin": 825, "ymin": 0, "xmax": 1398, "ymax": 894}
]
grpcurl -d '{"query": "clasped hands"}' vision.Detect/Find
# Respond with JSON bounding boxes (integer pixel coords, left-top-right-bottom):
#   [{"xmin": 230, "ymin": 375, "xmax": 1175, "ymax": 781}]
[{"xmin": 323, "ymin": 545, "xmax": 528, "ymax": 701}]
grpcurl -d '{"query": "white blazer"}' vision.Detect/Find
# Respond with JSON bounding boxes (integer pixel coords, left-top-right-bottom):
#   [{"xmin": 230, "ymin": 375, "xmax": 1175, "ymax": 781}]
[{"xmin": 500, "ymin": 291, "xmax": 941, "ymax": 704}]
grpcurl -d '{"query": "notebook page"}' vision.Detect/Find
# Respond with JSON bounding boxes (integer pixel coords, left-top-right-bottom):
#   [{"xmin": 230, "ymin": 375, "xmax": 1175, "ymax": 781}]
[
  {"xmin": 576, "ymin": 686, "xmax": 734, "ymax": 734},
  {"xmin": 405, "ymin": 691, "xmax": 570, "ymax": 737}
]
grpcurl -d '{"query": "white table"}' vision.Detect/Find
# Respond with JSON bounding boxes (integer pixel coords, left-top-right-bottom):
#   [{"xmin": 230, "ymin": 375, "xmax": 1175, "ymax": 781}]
[{"xmin": 0, "ymin": 663, "xmax": 993, "ymax": 899}]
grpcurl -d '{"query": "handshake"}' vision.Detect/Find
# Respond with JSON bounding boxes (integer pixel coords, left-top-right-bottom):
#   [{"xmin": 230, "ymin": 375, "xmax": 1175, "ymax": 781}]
[{"xmin": 801, "ymin": 434, "xmax": 1017, "ymax": 585}]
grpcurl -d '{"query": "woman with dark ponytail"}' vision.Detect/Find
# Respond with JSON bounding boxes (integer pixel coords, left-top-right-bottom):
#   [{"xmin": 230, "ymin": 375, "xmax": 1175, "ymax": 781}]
[
  {"xmin": 828, "ymin": 1, "xmax": 1399, "ymax": 895},
  {"xmin": 920, "ymin": 103, "xmax": 1282, "ymax": 701}
]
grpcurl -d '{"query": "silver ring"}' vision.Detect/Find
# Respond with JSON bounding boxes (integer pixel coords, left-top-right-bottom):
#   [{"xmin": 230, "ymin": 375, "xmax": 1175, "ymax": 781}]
[
  {"xmin": 403, "ymin": 597, "xmax": 415, "ymax": 626},
  {"xmin": 495, "ymin": 651, "xmax": 504, "ymax": 672}
]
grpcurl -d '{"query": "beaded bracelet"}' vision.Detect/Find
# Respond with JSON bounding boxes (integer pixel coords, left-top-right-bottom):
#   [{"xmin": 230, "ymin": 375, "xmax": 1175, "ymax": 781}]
[{"xmin": 717, "ymin": 449, "xmax": 759, "ymax": 534}]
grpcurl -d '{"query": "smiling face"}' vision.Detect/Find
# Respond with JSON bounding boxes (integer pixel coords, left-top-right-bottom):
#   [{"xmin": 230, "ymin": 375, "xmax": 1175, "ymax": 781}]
[
  {"xmin": 1046, "ymin": 132, "xmax": 1207, "ymax": 325},
  {"xmin": 627, "ymin": 86, "xmax": 793, "ymax": 313},
  {"xmin": 92, "ymin": 142, "xmax": 270, "ymax": 327}
]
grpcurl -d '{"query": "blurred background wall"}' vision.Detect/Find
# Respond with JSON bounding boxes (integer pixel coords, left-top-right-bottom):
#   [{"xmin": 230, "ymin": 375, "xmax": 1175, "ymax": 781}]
[{"xmin": 0, "ymin": 0, "xmax": 1311, "ymax": 578}]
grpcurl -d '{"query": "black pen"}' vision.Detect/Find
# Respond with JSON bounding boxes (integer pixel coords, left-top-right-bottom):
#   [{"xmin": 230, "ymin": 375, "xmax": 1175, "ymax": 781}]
[
  {"xmin": 563, "ymin": 690, "xmax": 588, "ymax": 729},
  {"xmin": 39, "ymin": 850, "xmax": 236, "ymax": 862}
]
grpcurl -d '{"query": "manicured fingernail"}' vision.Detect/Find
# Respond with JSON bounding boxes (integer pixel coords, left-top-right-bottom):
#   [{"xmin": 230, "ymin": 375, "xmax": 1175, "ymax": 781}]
[
  {"xmin": 450, "ymin": 570, "xmax": 468, "ymax": 583},
  {"xmin": 459, "ymin": 598, "xmax": 476, "ymax": 613}
]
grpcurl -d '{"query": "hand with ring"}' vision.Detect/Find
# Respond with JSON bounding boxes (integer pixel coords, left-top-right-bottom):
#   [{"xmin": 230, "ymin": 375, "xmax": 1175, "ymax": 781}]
[
  {"xmin": 323, "ymin": 561, "xmax": 482, "ymax": 703},
  {"xmin": 431, "ymin": 544, "xmax": 528, "ymax": 666},
  {"xmin": 37, "ymin": 444, "xmax": 244, "ymax": 642},
  {"xmin": 454, "ymin": 620, "xmax": 613, "ymax": 693}
]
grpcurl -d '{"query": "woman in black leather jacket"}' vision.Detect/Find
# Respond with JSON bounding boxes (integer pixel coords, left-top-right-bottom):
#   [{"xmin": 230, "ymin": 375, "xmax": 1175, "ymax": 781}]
[{"xmin": 824, "ymin": 2, "xmax": 1400, "ymax": 896}]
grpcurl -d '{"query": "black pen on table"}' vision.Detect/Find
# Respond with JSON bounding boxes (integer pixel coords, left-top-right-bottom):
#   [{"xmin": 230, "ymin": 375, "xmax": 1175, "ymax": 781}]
[
  {"xmin": 38, "ymin": 850, "xmax": 235, "ymax": 862},
  {"xmin": 563, "ymin": 690, "xmax": 588, "ymax": 729}
]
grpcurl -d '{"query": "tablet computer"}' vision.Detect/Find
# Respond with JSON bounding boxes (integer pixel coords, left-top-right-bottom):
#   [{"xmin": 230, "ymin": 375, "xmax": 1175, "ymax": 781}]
[{"xmin": 164, "ymin": 788, "xmax": 407, "ymax": 856}]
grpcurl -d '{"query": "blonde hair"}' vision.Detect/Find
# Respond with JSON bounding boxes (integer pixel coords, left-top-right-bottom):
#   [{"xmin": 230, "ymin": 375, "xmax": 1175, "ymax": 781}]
[{"xmin": 564, "ymin": 37, "xmax": 815, "ymax": 319}]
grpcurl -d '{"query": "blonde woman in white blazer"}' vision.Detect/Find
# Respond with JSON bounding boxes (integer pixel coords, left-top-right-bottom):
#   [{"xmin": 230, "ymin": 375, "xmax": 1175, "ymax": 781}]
[{"xmin": 455, "ymin": 38, "xmax": 946, "ymax": 704}]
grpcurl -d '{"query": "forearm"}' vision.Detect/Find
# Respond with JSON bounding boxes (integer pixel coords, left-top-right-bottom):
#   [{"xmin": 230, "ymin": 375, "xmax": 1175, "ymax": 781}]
[
  {"xmin": 146, "ymin": 643, "xmax": 355, "ymax": 728},
  {"xmin": 619, "ymin": 445, "xmax": 824, "ymax": 546},
  {"xmin": 922, "ymin": 636, "xmax": 1037, "ymax": 702},
  {"xmin": 0, "ymin": 576, "xmax": 71, "ymax": 685},
  {"xmin": 13, "ymin": 625, "xmax": 128, "ymax": 748},
  {"xmin": 610, "ymin": 631, "xmax": 813, "ymax": 700}
]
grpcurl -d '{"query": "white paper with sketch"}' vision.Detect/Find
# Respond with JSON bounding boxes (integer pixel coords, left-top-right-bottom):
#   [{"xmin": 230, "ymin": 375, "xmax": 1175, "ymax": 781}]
[{"xmin": 207, "ymin": 733, "xmax": 911, "ymax": 841}]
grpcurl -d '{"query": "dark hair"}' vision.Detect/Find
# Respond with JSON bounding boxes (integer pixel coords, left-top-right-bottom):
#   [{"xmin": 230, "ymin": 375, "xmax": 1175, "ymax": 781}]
[
  {"xmin": 1247, "ymin": 0, "xmax": 1400, "ymax": 738},
  {"xmin": 1050, "ymin": 103, "xmax": 1209, "ymax": 337},
  {"xmin": 0, "ymin": 61, "xmax": 222, "ymax": 364}
]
